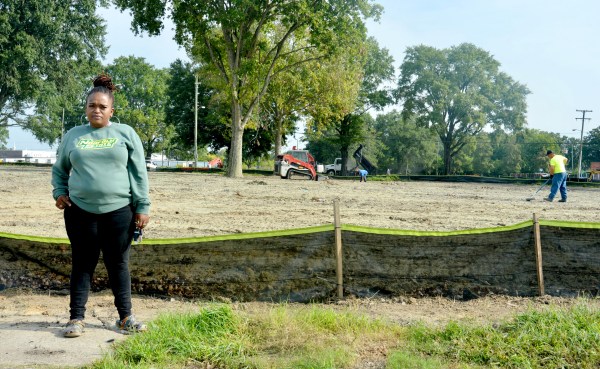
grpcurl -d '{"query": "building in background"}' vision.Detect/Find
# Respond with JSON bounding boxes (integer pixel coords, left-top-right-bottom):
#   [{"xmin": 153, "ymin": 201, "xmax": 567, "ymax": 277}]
[{"xmin": 0, "ymin": 150, "xmax": 57, "ymax": 164}]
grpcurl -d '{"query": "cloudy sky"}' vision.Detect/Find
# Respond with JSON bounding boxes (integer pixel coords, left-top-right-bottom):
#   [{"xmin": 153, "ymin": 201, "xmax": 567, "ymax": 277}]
[{"xmin": 9, "ymin": 0, "xmax": 599, "ymax": 149}]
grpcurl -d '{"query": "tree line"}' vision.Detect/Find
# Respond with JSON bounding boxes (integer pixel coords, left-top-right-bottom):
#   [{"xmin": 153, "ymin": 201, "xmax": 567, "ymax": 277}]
[{"xmin": 1, "ymin": 0, "xmax": 598, "ymax": 177}]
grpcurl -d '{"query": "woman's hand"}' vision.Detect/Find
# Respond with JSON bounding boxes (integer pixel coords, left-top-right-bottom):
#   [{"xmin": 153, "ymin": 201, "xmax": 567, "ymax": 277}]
[
  {"xmin": 135, "ymin": 213, "xmax": 150, "ymax": 229},
  {"xmin": 55, "ymin": 195, "xmax": 72, "ymax": 210}
]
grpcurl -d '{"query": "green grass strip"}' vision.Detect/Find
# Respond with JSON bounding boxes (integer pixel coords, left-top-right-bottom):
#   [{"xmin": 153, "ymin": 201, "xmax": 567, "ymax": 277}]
[
  {"xmin": 341, "ymin": 220, "xmax": 533, "ymax": 237},
  {"xmin": 91, "ymin": 303, "xmax": 400, "ymax": 369},
  {"xmin": 402, "ymin": 302, "xmax": 600, "ymax": 369}
]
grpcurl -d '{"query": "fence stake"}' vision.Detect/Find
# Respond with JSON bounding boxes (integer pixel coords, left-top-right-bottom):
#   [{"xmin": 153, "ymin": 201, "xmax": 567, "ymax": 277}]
[
  {"xmin": 533, "ymin": 213, "xmax": 545, "ymax": 296},
  {"xmin": 333, "ymin": 199, "xmax": 343, "ymax": 299}
]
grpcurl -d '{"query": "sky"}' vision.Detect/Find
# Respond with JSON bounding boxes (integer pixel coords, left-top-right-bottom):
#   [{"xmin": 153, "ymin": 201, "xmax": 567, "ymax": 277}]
[{"xmin": 8, "ymin": 0, "xmax": 600, "ymax": 150}]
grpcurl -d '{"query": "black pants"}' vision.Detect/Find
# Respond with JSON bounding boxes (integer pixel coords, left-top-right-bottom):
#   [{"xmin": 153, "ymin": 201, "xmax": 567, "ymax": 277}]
[{"xmin": 64, "ymin": 203, "xmax": 135, "ymax": 321}]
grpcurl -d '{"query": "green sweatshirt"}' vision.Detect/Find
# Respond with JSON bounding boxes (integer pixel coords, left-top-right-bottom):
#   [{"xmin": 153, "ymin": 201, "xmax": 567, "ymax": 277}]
[{"xmin": 52, "ymin": 123, "xmax": 151, "ymax": 215}]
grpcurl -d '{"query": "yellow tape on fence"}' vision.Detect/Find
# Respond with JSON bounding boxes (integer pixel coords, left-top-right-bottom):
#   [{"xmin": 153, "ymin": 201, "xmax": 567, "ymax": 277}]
[
  {"xmin": 0, "ymin": 232, "xmax": 69, "ymax": 244},
  {"xmin": 2, "ymin": 219, "xmax": 599, "ymax": 245},
  {"xmin": 341, "ymin": 220, "xmax": 534, "ymax": 236},
  {"xmin": 539, "ymin": 220, "xmax": 600, "ymax": 229}
]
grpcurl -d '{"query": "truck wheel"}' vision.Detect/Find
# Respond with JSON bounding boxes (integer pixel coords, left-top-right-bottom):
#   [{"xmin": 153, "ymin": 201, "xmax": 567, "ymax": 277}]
[
  {"xmin": 287, "ymin": 170, "xmax": 294, "ymax": 179},
  {"xmin": 327, "ymin": 170, "xmax": 335, "ymax": 175}
]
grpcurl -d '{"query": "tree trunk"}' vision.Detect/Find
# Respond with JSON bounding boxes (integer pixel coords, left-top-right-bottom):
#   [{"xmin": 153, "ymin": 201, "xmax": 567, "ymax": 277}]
[
  {"xmin": 443, "ymin": 140, "xmax": 452, "ymax": 175},
  {"xmin": 227, "ymin": 101, "xmax": 244, "ymax": 178},
  {"xmin": 339, "ymin": 115, "xmax": 352, "ymax": 176},
  {"xmin": 274, "ymin": 116, "xmax": 283, "ymax": 157},
  {"xmin": 340, "ymin": 147, "xmax": 350, "ymax": 176}
]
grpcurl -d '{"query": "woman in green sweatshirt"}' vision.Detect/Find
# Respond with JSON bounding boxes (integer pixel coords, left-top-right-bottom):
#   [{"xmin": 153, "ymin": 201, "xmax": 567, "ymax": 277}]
[{"xmin": 52, "ymin": 74, "xmax": 151, "ymax": 337}]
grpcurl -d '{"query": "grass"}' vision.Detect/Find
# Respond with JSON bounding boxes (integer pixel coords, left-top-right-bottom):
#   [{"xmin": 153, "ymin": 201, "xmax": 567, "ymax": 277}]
[
  {"xmin": 88, "ymin": 303, "xmax": 401, "ymax": 369},
  {"xmin": 395, "ymin": 301, "xmax": 600, "ymax": 369},
  {"xmin": 88, "ymin": 300, "xmax": 600, "ymax": 369}
]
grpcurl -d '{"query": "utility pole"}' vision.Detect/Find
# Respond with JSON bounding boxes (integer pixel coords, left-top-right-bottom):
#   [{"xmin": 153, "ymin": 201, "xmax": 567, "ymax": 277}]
[
  {"xmin": 575, "ymin": 109, "xmax": 592, "ymax": 179},
  {"xmin": 194, "ymin": 74, "xmax": 198, "ymax": 169}
]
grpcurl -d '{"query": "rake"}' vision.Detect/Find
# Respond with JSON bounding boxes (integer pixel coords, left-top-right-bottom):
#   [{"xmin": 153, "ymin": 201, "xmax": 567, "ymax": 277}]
[{"xmin": 525, "ymin": 178, "xmax": 551, "ymax": 201}]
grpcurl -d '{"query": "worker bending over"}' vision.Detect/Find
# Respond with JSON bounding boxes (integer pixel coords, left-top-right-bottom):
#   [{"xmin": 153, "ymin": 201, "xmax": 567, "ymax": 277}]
[{"xmin": 358, "ymin": 169, "xmax": 368, "ymax": 182}]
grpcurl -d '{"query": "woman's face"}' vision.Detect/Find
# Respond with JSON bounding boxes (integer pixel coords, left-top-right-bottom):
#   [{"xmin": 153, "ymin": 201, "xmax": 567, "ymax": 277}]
[{"xmin": 86, "ymin": 92, "xmax": 114, "ymax": 128}]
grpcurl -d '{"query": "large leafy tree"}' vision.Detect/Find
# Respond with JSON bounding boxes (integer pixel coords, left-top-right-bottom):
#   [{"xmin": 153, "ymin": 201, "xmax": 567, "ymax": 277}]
[
  {"xmin": 105, "ymin": 56, "xmax": 170, "ymax": 158},
  {"xmin": 374, "ymin": 110, "xmax": 437, "ymax": 175},
  {"xmin": 517, "ymin": 128, "xmax": 562, "ymax": 174},
  {"xmin": 165, "ymin": 60, "xmax": 218, "ymax": 154},
  {"xmin": 0, "ymin": 0, "xmax": 107, "ymax": 146},
  {"xmin": 452, "ymin": 131, "xmax": 524, "ymax": 176},
  {"xmin": 307, "ymin": 37, "xmax": 395, "ymax": 175},
  {"xmin": 306, "ymin": 113, "xmax": 381, "ymax": 171},
  {"xmin": 396, "ymin": 43, "xmax": 530, "ymax": 175},
  {"xmin": 112, "ymin": 0, "xmax": 380, "ymax": 177},
  {"xmin": 487, "ymin": 130, "xmax": 523, "ymax": 176},
  {"xmin": 259, "ymin": 32, "xmax": 316, "ymax": 157},
  {"xmin": 260, "ymin": 75, "xmax": 303, "ymax": 156},
  {"xmin": 165, "ymin": 60, "xmax": 272, "ymax": 164},
  {"xmin": 304, "ymin": 53, "xmax": 362, "ymax": 171}
]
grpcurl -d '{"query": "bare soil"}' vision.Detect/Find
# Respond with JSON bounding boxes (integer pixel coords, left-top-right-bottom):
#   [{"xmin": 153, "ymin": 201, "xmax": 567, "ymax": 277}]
[
  {"xmin": 1, "ymin": 167, "xmax": 599, "ymax": 239},
  {"xmin": 1, "ymin": 166, "xmax": 599, "ymax": 368}
]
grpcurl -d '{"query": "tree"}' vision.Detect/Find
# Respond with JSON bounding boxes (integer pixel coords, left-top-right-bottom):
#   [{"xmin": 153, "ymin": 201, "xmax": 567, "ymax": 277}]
[
  {"xmin": 113, "ymin": 0, "xmax": 380, "ymax": 177},
  {"xmin": 451, "ymin": 131, "xmax": 524, "ymax": 176},
  {"xmin": 304, "ymin": 50, "xmax": 362, "ymax": 172},
  {"xmin": 396, "ymin": 43, "xmax": 530, "ymax": 175},
  {"xmin": 105, "ymin": 56, "xmax": 170, "ymax": 158},
  {"xmin": 165, "ymin": 60, "xmax": 272, "ymax": 163},
  {"xmin": 258, "ymin": 33, "xmax": 314, "ymax": 157},
  {"xmin": 560, "ymin": 136, "xmax": 579, "ymax": 174},
  {"xmin": 582, "ymin": 126, "xmax": 600, "ymax": 170},
  {"xmin": 488, "ymin": 130, "xmax": 522, "ymax": 176},
  {"xmin": 0, "ymin": 129, "xmax": 7, "ymax": 149},
  {"xmin": 517, "ymin": 128, "xmax": 562, "ymax": 174},
  {"xmin": 0, "ymin": 0, "xmax": 107, "ymax": 145},
  {"xmin": 306, "ymin": 113, "xmax": 382, "ymax": 171},
  {"xmin": 374, "ymin": 110, "xmax": 437, "ymax": 175},
  {"xmin": 165, "ymin": 60, "xmax": 220, "ymax": 154},
  {"xmin": 307, "ymin": 37, "xmax": 395, "ymax": 175}
]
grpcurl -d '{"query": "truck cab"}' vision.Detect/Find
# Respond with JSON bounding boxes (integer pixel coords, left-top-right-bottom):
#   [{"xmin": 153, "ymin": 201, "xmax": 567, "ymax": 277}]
[{"xmin": 323, "ymin": 158, "xmax": 343, "ymax": 175}]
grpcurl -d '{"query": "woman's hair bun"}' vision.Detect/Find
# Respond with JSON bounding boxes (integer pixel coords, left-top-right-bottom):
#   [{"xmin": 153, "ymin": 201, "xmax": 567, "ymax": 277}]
[{"xmin": 92, "ymin": 74, "xmax": 117, "ymax": 92}]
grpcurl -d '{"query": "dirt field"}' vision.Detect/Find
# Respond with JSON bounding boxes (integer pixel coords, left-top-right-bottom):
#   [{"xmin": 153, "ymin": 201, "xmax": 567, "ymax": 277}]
[
  {"xmin": 1, "ymin": 166, "xmax": 599, "ymax": 239},
  {"xmin": 1, "ymin": 166, "xmax": 600, "ymax": 368}
]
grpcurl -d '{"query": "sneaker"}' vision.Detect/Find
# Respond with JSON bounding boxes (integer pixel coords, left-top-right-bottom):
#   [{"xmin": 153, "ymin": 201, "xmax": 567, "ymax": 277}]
[
  {"xmin": 558, "ymin": 199, "xmax": 567, "ymax": 202},
  {"xmin": 116, "ymin": 315, "xmax": 147, "ymax": 334},
  {"xmin": 543, "ymin": 197, "xmax": 553, "ymax": 202},
  {"xmin": 63, "ymin": 319, "xmax": 84, "ymax": 338}
]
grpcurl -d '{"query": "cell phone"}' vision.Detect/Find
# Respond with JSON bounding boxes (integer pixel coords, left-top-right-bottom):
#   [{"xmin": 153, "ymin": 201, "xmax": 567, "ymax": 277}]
[{"xmin": 133, "ymin": 228, "xmax": 143, "ymax": 243}]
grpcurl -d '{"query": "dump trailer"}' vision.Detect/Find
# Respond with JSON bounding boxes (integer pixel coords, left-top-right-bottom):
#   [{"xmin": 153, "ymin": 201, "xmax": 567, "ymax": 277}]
[
  {"xmin": 353, "ymin": 144, "xmax": 376, "ymax": 174},
  {"xmin": 322, "ymin": 144, "xmax": 377, "ymax": 176},
  {"xmin": 274, "ymin": 149, "xmax": 318, "ymax": 180}
]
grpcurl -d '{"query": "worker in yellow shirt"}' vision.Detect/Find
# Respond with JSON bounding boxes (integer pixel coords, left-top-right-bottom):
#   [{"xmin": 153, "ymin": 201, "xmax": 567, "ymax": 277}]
[{"xmin": 544, "ymin": 150, "xmax": 568, "ymax": 202}]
